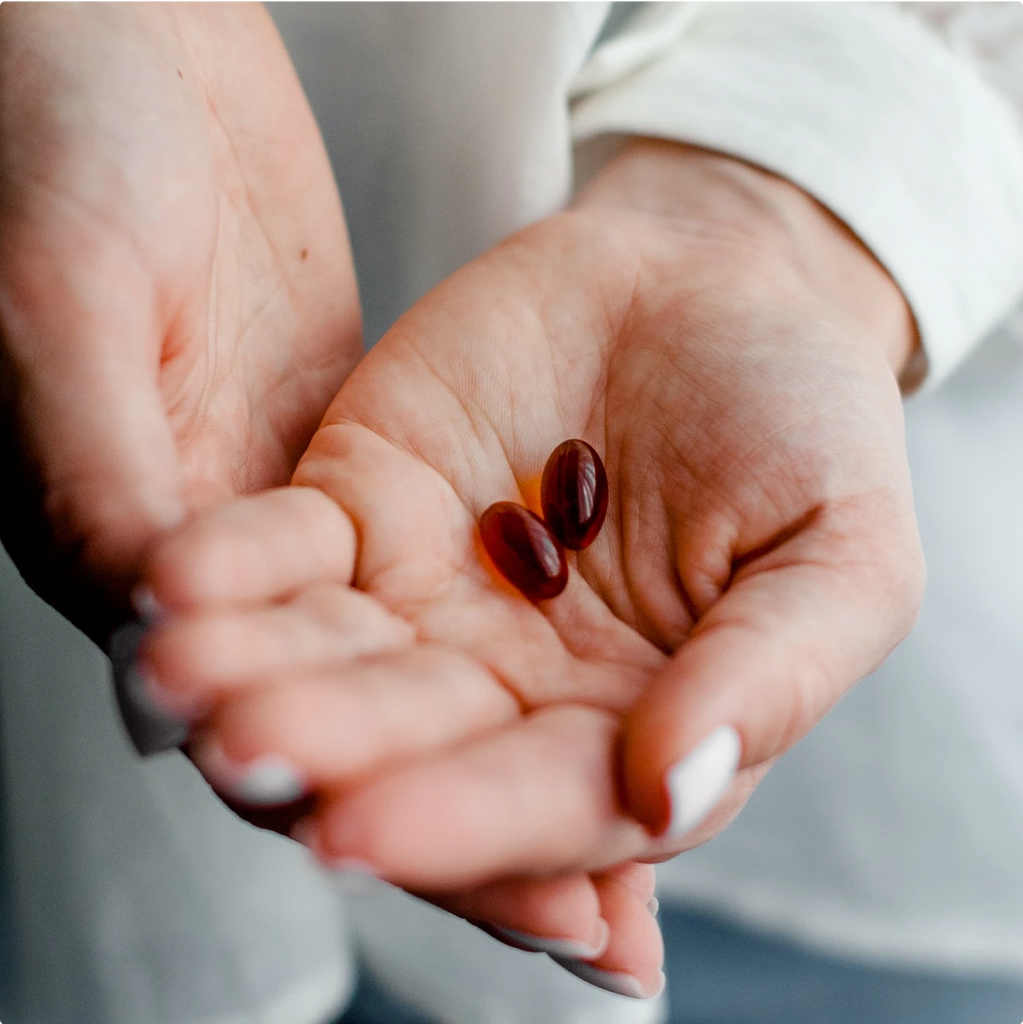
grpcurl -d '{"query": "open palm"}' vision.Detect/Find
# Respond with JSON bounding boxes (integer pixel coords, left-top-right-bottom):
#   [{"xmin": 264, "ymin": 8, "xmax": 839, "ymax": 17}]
[
  {"xmin": 141, "ymin": 144, "xmax": 923, "ymax": 995},
  {"xmin": 144, "ymin": 153, "xmax": 924, "ymax": 867}
]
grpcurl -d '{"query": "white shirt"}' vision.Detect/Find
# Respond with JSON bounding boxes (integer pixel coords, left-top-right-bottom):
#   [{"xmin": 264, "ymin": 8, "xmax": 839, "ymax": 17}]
[
  {"xmin": 276, "ymin": 0, "xmax": 1023, "ymax": 991},
  {"xmin": 2, "ymin": 4, "xmax": 1021, "ymax": 1023}
]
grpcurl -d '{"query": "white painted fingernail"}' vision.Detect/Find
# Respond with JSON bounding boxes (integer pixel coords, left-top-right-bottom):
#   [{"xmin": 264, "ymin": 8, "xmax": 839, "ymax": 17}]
[
  {"xmin": 131, "ymin": 585, "xmax": 166, "ymax": 623},
  {"xmin": 489, "ymin": 918, "xmax": 609, "ymax": 959},
  {"xmin": 133, "ymin": 662, "xmax": 202, "ymax": 718},
  {"xmin": 192, "ymin": 734, "xmax": 308, "ymax": 806},
  {"xmin": 664, "ymin": 725, "xmax": 741, "ymax": 837},
  {"xmin": 108, "ymin": 620, "xmax": 190, "ymax": 756},
  {"xmin": 552, "ymin": 959, "xmax": 665, "ymax": 1000}
]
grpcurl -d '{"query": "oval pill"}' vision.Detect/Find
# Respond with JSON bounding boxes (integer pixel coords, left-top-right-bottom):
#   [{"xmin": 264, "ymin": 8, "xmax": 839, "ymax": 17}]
[
  {"xmin": 479, "ymin": 501, "xmax": 568, "ymax": 600},
  {"xmin": 541, "ymin": 439, "xmax": 608, "ymax": 550}
]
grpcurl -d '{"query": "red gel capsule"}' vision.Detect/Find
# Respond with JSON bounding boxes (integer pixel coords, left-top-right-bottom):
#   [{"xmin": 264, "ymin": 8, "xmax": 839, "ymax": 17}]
[
  {"xmin": 479, "ymin": 501, "xmax": 568, "ymax": 601},
  {"xmin": 541, "ymin": 439, "xmax": 608, "ymax": 550}
]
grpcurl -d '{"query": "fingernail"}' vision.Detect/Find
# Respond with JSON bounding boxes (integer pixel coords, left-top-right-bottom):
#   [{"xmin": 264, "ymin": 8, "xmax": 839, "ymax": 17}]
[
  {"xmin": 664, "ymin": 724, "xmax": 741, "ymax": 837},
  {"xmin": 107, "ymin": 620, "xmax": 190, "ymax": 757},
  {"xmin": 487, "ymin": 917, "xmax": 609, "ymax": 959},
  {"xmin": 551, "ymin": 958, "xmax": 665, "ymax": 1000},
  {"xmin": 131, "ymin": 585, "xmax": 166, "ymax": 623},
  {"xmin": 647, "ymin": 896, "xmax": 659, "ymax": 917},
  {"xmin": 191, "ymin": 734, "xmax": 308, "ymax": 806},
  {"xmin": 138, "ymin": 664, "xmax": 203, "ymax": 719}
]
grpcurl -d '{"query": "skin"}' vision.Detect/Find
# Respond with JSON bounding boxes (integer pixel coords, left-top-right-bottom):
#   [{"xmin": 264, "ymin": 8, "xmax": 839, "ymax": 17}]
[
  {"xmin": 139, "ymin": 140, "xmax": 924, "ymax": 995},
  {"xmin": 0, "ymin": 2, "xmax": 658, "ymax": 989},
  {"xmin": 0, "ymin": 2, "xmax": 361, "ymax": 639}
]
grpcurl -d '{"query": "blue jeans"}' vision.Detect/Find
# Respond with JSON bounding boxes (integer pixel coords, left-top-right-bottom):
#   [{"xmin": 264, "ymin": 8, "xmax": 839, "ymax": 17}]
[{"xmin": 336, "ymin": 905, "xmax": 1023, "ymax": 1024}]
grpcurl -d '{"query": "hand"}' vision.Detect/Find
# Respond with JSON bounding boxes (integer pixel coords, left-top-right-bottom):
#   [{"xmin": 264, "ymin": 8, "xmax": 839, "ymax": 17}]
[
  {"xmin": 0, "ymin": 7, "xmax": 656, "ymax": 989},
  {"xmin": 137, "ymin": 141, "xmax": 924, "ymax": 995},
  {"xmin": 0, "ymin": 2, "xmax": 361, "ymax": 639}
]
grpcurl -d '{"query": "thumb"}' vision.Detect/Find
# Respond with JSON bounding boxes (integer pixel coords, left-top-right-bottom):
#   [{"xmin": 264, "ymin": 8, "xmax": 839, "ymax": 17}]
[
  {"xmin": 0, "ymin": 252, "xmax": 186, "ymax": 641},
  {"xmin": 621, "ymin": 503, "xmax": 925, "ymax": 839}
]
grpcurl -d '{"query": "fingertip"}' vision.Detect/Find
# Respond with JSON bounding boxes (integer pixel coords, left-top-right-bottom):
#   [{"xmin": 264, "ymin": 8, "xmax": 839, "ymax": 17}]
[
  {"xmin": 551, "ymin": 958, "xmax": 665, "ymax": 1001},
  {"xmin": 140, "ymin": 527, "xmax": 211, "ymax": 611},
  {"xmin": 189, "ymin": 730, "xmax": 309, "ymax": 807},
  {"xmin": 440, "ymin": 874, "xmax": 605, "ymax": 955},
  {"xmin": 144, "ymin": 519, "xmax": 262, "ymax": 610},
  {"xmin": 484, "ymin": 922, "xmax": 607, "ymax": 961},
  {"xmin": 623, "ymin": 701, "xmax": 742, "ymax": 839},
  {"xmin": 136, "ymin": 615, "xmax": 215, "ymax": 701},
  {"xmin": 314, "ymin": 785, "xmax": 443, "ymax": 887},
  {"xmin": 566, "ymin": 868, "xmax": 664, "ymax": 999},
  {"xmin": 130, "ymin": 584, "xmax": 166, "ymax": 622},
  {"xmin": 620, "ymin": 699, "xmax": 676, "ymax": 836},
  {"xmin": 661, "ymin": 724, "xmax": 741, "ymax": 839},
  {"xmin": 107, "ymin": 619, "xmax": 191, "ymax": 757}
]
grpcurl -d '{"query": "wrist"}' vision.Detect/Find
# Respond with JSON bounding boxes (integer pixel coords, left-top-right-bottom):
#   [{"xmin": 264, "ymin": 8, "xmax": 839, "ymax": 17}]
[{"xmin": 574, "ymin": 139, "xmax": 921, "ymax": 389}]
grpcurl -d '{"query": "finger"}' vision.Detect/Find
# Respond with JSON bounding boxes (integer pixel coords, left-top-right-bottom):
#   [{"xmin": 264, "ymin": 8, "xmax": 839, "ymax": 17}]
[
  {"xmin": 622, "ymin": 505, "xmax": 925, "ymax": 837},
  {"xmin": 297, "ymin": 704, "xmax": 650, "ymax": 890},
  {"xmin": 140, "ymin": 582, "xmax": 414, "ymax": 709},
  {"xmin": 433, "ymin": 874, "xmax": 609, "ymax": 960},
  {"xmin": 189, "ymin": 645, "xmax": 520, "ymax": 802},
  {"xmin": 552, "ymin": 867, "xmax": 664, "ymax": 1000},
  {"xmin": 295, "ymin": 422, "xmax": 476, "ymax": 603},
  {"xmin": 142, "ymin": 486, "xmax": 357, "ymax": 610}
]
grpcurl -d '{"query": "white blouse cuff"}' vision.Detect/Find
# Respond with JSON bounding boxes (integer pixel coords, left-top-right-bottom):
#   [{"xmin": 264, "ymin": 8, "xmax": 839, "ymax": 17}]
[{"xmin": 571, "ymin": 2, "xmax": 1023, "ymax": 389}]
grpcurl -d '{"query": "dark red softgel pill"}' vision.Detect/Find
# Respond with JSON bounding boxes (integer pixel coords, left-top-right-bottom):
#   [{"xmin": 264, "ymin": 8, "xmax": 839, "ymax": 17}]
[
  {"xmin": 480, "ymin": 501, "xmax": 568, "ymax": 600},
  {"xmin": 541, "ymin": 439, "xmax": 608, "ymax": 550}
]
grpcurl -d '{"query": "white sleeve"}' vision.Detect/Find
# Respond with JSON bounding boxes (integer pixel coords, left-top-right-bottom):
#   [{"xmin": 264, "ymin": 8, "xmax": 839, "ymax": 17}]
[{"xmin": 570, "ymin": 2, "xmax": 1023, "ymax": 389}]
